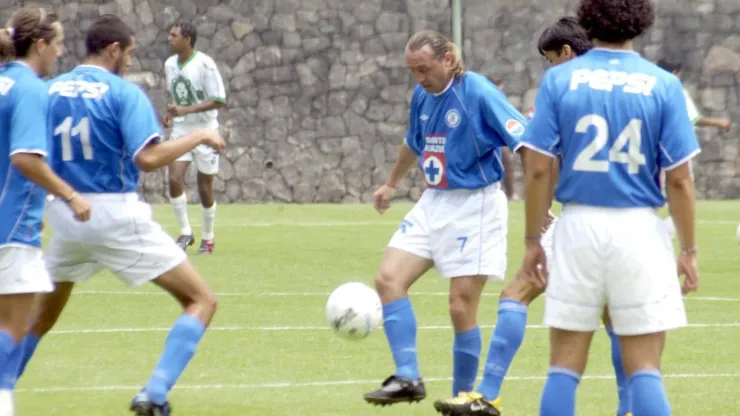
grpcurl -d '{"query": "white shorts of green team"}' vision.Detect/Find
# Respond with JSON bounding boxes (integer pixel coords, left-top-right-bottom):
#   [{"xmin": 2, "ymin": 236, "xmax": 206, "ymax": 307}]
[
  {"xmin": 44, "ymin": 193, "xmax": 186, "ymax": 286},
  {"xmin": 0, "ymin": 244, "xmax": 53, "ymax": 295},
  {"xmin": 388, "ymin": 182, "xmax": 509, "ymax": 280},
  {"xmin": 171, "ymin": 122, "xmax": 220, "ymax": 175},
  {"xmin": 543, "ymin": 205, "xmax": 686, "ymax": 336}
]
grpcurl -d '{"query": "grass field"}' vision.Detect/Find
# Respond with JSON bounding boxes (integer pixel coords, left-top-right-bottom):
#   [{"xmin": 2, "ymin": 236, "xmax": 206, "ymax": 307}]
[{"xmin": 16, "ymin": 200, "xmax": 740, "ymax": 415}]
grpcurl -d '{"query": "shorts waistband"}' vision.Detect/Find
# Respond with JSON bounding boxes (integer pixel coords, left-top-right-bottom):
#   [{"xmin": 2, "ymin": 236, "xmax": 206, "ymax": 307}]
[{"xmin": 75, "ymin": 193, "xmax": 140, "ymax": 202}]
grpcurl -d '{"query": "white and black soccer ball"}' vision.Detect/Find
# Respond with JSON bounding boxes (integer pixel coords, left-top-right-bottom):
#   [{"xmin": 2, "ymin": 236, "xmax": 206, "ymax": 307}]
[{"xmin": 325, "ymin": 282, "xmax": 382, "ymax": 340}]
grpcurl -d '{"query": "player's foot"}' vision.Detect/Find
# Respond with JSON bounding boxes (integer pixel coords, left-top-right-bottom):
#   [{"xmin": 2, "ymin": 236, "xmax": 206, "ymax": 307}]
[
  {"xmin": 197, "ymin": 239, "xmax": 214, "ymax": 254},
  {"xmin": 364, "ymin": 375, "xmax": 426, "ymax": 406},
  {"xmin": 433, "ymin": 392, "xmax": 501, "ymax": 416},
  {"xmin": 130, "ymin": 390, "xmax": 172, "ymax": 416},
  {"xmin": 175, "ymin": 234, "xmax": 195, "ymax": 251}
]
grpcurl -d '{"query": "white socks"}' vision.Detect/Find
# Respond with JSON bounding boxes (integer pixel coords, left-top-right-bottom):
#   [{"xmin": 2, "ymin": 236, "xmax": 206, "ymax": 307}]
[
  {"xmin": 170, "ymin": 193, "xmax": 192, "ymax": 236},
  {"xmin": 201, "ymin": 202, "xmax": 216, "ymax": 241}
]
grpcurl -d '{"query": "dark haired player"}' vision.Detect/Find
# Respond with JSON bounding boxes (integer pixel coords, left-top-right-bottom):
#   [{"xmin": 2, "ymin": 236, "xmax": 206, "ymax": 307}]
[
  {"xmin": 521, "ymin": 0, "xmax": 698, "ymax": 415},
  {"xmin": 13, "ymin": 15, "xmax": 225, "ymax": 416}
]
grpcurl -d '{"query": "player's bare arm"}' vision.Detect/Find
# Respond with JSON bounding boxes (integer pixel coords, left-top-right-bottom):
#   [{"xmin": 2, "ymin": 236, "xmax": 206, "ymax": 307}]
[
  {"xmin": 696, "ymin": 116, "xmax": 732, "ymax": 131},
  {"xmin": 167, "ymin": 98, "xmax": 225, "ymax": 118},
  {"xmin": 520, "ymin": 147, "xmax": 553, "ymax": 287},
  {"xmin": 135, "ymin": 129, "xmax": 225, "ymax": 172},
  {"xmin": 664, "ymin": 162, "xmax": 699, "ymax": 294},
  {"xmin": 11, "ymin": 153, "xmax": 91, "ymax": 222},
  {"xmin": 372, "ymin": 143, "xmax": 417, "ymax": 214}
]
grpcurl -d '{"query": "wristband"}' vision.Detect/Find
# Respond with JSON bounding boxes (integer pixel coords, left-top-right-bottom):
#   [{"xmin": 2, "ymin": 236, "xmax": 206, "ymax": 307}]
[
  {"xmin": 525, "ymin": 235, "xmax": 541, "ymax": 242},
  {"xmin": 680, "ymin": 247, "xmax": 697, "ymax": 255},
  {"xmin": 64, "ymin": 192, "xmax": 77, "ymax": 203},
  {"xmin": 385, "ymin": 182, "xmax": 397, "ymax": 189}
]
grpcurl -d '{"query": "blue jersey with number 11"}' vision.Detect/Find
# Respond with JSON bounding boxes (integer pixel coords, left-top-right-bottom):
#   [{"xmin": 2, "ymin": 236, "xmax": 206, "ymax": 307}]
[
  {"xmin": 47, "ymin": 65, "xmax": 162, "ymax": 193},
  {"xmin": 523, "ymin": 48, "xmax": 700, "ymax": 208}
]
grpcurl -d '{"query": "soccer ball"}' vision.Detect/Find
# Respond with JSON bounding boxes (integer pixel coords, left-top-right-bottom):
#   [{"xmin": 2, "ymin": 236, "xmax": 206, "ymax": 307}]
[{"xmin": 325, "ymin": 282, "xmax": 383, "ymax": 340}]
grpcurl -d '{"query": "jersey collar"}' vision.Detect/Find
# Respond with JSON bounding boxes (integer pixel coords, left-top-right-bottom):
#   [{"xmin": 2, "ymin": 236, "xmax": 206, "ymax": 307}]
[
  {"xmin": 77, "ymin": 64, "xmax": 110, "ymax": 72},
  {"xmin": 432, "ymin": 77, "xmax": 455, "ymax": 97},
  {"xmin": 591, "ymin": 47, "xmax": 640, "ymax": 56}
]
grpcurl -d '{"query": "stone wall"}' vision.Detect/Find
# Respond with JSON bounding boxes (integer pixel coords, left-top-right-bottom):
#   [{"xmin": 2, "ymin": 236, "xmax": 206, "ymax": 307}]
[{"xmin": 3, "ymin": 0, "xmax": 738, "ymax": 202}]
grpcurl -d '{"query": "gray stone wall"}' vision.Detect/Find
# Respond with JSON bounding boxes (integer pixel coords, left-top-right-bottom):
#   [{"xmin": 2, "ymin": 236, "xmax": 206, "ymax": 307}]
[{"xmin": 3, "ymin": 0, "xmax": 738, "ymax": 202}]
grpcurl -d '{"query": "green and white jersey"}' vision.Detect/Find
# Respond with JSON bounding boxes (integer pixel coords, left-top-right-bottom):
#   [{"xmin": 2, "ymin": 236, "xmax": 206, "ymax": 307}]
[{"xmin": 164, "ymin": 50, "xmax": 226, "ymax": 128}]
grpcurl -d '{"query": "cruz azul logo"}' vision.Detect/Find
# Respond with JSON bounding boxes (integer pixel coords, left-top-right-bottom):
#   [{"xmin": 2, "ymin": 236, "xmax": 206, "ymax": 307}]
[{"xmin": 422, "ymin": 133, "xmax": 447, "ymax": 188}]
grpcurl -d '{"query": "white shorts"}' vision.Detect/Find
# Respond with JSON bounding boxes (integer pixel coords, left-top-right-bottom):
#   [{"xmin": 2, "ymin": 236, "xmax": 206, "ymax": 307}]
[
  {"xmin": 171, "ymin": 124, "xmax": 219, "ymax": 175},
  {"xmin": 0, "ymin": 245, "xmax": 53, "ymax": 295},
  {"xmin": 44, "ymin": 193, "xmax": 186, "ymax": 287},
  {"xmin": 542, "ymin": 217, "xmax": 556, "ymax": 263},
  {"xmin": 388, "ymin": 183, "xmax": 508, "ymax": 279},
  {"xmin": 543, "ymin": 205, "xmax": 686, "ymax": 336}
]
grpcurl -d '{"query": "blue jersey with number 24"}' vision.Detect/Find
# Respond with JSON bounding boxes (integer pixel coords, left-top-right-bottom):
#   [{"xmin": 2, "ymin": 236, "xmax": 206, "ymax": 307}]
[
  {"xmin": 405, "ymin": 72, "xmax": 525, "ymax": 190},
  {"xmin": 523, "ymin": 48, "xmax": 700, "ymax": 208},
  {"xmin": 47, "ymin": 65, "xmax": 162, "ymax": 194}
]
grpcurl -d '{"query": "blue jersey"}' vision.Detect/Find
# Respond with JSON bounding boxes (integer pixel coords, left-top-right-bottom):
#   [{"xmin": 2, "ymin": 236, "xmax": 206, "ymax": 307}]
[
  {"xmin": 47, "ymin": 65, "xmax": 162, "ymax": 193},
  {"xmin": 405, "ymin": 72, "xmax": 525, "ymax": 190},
  {"xmin": 523, "ymin": 49, "xmax": 700, "ymax": 208},
  {"xmin": 0, "ymin": 62, "xmax": 50, "ymax": 248}
]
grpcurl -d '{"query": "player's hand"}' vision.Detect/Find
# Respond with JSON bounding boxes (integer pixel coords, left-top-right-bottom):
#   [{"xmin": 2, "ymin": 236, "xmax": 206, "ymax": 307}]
[
  {"xmin": 167, "ymin": 103, "xmax": 189, "ymax": 118},
  {"xmin": 199, "ymin": 130, "xmax": 226, "ymax": 154},
  {"xmin": 677, "ymin": 250, "xmax": 699, "ymax": 295},
  {"xmin": 163, "ymin": 114, "xmax": 172, "ymax": 128},
  {"xmin": 66, "ymin": 193, "xmax": 91, "ymax": 222},
  {"xmin": 720, "ymin": 119, "xmax": 732, "ymax": 131},
  {"xmin": 372, "ymin": 184, "xmax": 395, "ymax": 214},
  {"xmin": 520, "ymin": 240, "xmax": 548, "ymax": 289}
]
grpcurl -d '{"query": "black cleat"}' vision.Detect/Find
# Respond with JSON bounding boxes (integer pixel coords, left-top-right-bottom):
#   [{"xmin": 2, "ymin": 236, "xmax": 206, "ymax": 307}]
[
  {"xmin": 130, "ymin": 390, "xmax": 172, "ymax": 416},
  {"xmin": 175, "ymin": 234, "xmax": 194, "ymax": 251},
  {"xmin": 364, "ymin": 375, "xmax": 426, "ymax": 406},
  {"xmin": 433, "ymin": 392, "xmax": 501, "ymax": 416},
  {"xmin": 197, "ymin": 239, "xmax": 214, "ymax": 254}
]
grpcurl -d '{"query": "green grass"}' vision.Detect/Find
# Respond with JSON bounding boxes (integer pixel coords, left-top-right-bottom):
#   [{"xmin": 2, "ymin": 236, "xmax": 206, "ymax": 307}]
[{"xmin": 16, "ymin": 201, "xmax": 740, "ymax": 415}]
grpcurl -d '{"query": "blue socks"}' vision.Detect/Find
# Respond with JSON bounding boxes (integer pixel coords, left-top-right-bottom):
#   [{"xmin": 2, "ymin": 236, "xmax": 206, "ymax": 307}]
[
  {"xmin": 452, "ymin": 327, "xmax": 481, "ymax": 395},
  {"xmin": 15, "ymin": 333, "xmax": 40, "ymax": 380},
  {"xmin": 0, "ymin": 343, "xmax": 23, "ymax": 390},
  {"xmin": 382, "ymin": 298, "xmax": 420, "ymax": 380},
  {"xmin": 606, "ymin": 325, "xmax": 630, "ymax": 416},
  {"xmin": 144, "ymin": 314, "xmax": 206, "ymax": 405},
  {"xmin": 630, "ymin": 370, "xmax": 670, "ymax": 416},
  {"xmin": 477, "ymin": 299, "xmax": 528, "ymax": 400},
  {"xmin": 540, "ymin": 366, "xmax": 580, "ymax": 416},
  {"xmin": 0, "ymin": 331, "xmax": 15, "ymax": 389}
]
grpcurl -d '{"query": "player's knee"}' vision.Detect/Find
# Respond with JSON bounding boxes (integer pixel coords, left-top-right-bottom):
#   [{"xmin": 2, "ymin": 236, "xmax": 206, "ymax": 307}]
[
  {"xmin": 448, "ymin": 292, "xmax": 476, "ymax": 327},
  {"xmin": 196, "ymin": 289, "xmax": 218, "ymax": 318},
  {"xmin": 500, "ymin": 278, "xmax": 541, "ymax": 305},
  {"xmin": 374, "ymin": 269, "xmax": 404, "ymax": 302}
]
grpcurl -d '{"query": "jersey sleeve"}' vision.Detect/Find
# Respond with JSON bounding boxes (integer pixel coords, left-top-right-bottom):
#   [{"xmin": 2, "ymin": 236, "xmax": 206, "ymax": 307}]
[
  {"xmin": 403, "ymin": 86, "xmax": 423, "ymax": 156},
  {"xmin": 10, "ymin": 80, "xmax": 48, "ymax": 157},
  {"xmin": 202, "ymin": 58, "xmax": 226, "ymax": 104},
  {"xmin": 521, "ymin": 73, "xmax": 559, "ymax": 158},
  {"xmin": 682, "ymin": 88, "xmax": 701, "ymax": 125},
  {"xmin": 119, "ymin": 83, "xmax": 162, "ymax": 157},
  {"xmin": 478, "ymin": 83, "xmax": 526, "ymax": 152},
  {"xmin": 660, "ymin": 79, "xmax": 700, "ymax": 170},
  {"xmin": 164, "ymin": 59, "xmax": 174, "ymax": 93}
]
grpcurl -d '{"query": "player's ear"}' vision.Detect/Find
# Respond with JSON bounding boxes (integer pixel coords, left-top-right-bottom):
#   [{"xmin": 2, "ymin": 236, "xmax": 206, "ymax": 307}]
[{"xmin": 561, "ymin": 44, "xmax": 573, "ymax": 59}]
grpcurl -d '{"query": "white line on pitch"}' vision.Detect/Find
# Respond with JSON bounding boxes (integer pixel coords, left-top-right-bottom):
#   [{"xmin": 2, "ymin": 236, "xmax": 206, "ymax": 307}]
[
  {"xmin": 153, "ymin": 218, "xmax": 736, "ymax": 228},
  {"xmin": 47, "ymin": 322, "xmax": 740, "ymax": 335},
  {"xmin": 72, "ymin": 290, "xmax": 740, "ymax": 302},
  {"xmin": 15, "ymin": 372, "xmax": 740, "ymax": 393}
]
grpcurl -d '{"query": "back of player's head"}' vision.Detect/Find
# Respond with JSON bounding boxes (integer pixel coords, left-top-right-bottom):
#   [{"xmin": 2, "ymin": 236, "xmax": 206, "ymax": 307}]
[
  {"xmin": 538, "ymin": 17, "xmax": 593, "ymax": 56},
  {"xmin": 85, "ymin": 14, "xmax": 134, "ymax": 57},
  {"xmin": 657, "ymin": 57, "xmax": 682, "ymax": 74},
  {"xmin": 172, "ymin": 21, "xmax": 197, "ymax": 47},
  {"xmin": 406, "ymin": 30, "xmax": 464, "ymax": 76},
  {"xmin": 577, "ymin": 0, "xmax": 655, "ymax": 44},
  {"xmin": 0, "ymin": 5, "xmax": 59, "ymax": 61}
]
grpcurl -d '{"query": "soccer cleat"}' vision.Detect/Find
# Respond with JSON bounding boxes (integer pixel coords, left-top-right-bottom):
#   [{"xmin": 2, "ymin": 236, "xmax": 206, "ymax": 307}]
[
  {"xmin": 364, "ymin": 375, "xmax": 426, "ymax": 406},
  {"xmin": 197, "ymin": 239, "xmax": 214, "ymax": 254},
  {"xmin": 433, "ymin": 392, "xmax": 501, "ymax": 416},
  {"xmin": 130, "ymin": 390, "xmax": 172, "ymax": 416},
  {"xmin": 175, "ymin": 234, "xmax": 195, "ymax": 251}
]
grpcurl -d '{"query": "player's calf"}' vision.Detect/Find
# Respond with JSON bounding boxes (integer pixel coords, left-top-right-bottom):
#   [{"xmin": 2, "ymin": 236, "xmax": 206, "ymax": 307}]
[{"xmin": 619, "ymin": 332, "xmax": 670, "ymax": 416}]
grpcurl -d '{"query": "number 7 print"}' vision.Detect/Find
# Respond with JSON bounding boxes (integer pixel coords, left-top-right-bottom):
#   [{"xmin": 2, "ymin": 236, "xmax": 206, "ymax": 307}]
[{"xmin": 457, "ymin": 236, "xmax": 468, "ymax": 252}]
